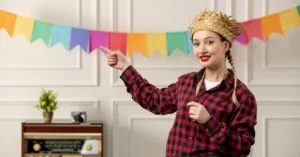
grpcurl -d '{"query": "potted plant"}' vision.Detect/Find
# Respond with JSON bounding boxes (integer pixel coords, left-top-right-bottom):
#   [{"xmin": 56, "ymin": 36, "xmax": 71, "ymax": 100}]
[{"xmin": 36, "ymin": 89, "xmax": 58, "ymax": 123}]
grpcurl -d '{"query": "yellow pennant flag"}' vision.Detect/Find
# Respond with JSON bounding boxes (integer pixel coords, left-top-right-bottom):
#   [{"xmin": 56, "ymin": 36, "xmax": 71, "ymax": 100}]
[
  {"xmin": 127, "ymin": 33, "xmax": 147, "ymax": 56},
  {"xmin": 147, "ymin": 33, "xmax": 167, "ymax": 56},
  {"xmin": 13, "ymin": 16, "xmax": 35, "ymax": 42},
  {"xmin": 0, "ymin": 10, "xmax": 17, "ymax": 36},
  {"xmin": 279, "ymin": 8, "xmax": 300, "ymax": 35}
]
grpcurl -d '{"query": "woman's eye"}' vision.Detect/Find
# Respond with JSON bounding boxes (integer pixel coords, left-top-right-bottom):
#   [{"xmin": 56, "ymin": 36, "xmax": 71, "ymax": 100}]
[
  {"xmin": 193, "ymin": 43, "xmax": 200, "ymax": 46},
  {"xmin": 207, "ymin": 41, "xmax": 214, "ymax": 45}
]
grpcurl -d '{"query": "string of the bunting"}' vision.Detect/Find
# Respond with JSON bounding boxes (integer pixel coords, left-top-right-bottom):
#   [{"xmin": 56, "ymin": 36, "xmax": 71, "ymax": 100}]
[{"xmin": 0, "ymin": 6, "xmax": 299, "ymax": 56}]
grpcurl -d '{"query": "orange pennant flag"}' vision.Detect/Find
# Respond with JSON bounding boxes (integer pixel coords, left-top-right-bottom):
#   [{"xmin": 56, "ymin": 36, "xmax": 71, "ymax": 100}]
[
  {"xmin": 147, "ymin": 33, "xmax": 167, "ymax": 56},
  {"xmin": 13, "ymin": 16, "xmax": 35, "ymax": 42},
  {"xmin": 0, "ymin": 10, "xmax": 17, "ymax": 36},
  {"xmin": 127, "ymin": 33, "xmax": 147, "ymax": 56},
  {"xmin": 261, "ymin": 14, "xmax": 284, "ymax": 40},
  {"xmin": 279, "ymin": 8, "xmax": 300, "ymax": 35}
]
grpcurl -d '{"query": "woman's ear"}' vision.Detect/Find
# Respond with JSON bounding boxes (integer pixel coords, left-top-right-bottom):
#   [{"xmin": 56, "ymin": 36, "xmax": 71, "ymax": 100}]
[{"xmin": 224, "ymin": 41, "xmax": 229, "ymax": 52}]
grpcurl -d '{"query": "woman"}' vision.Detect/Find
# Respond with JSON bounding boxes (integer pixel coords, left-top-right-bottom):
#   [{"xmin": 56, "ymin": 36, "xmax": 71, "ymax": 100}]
[{"xmin": 101, "ymin": 9, "xmax": 257, "ymax": 157}]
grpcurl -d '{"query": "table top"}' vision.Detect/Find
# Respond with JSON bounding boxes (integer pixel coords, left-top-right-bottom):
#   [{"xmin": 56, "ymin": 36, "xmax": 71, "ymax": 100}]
[{"xmin": 22, "ymin": 119, "xmax": 103, "ymax": 125}]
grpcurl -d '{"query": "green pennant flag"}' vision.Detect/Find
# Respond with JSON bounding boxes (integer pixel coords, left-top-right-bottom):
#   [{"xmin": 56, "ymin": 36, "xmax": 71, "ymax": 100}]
[
  {"xmin": 31, "ymin": 20, "xmax": 53, "ymax": 46},
  {"xmin": 166, "ymin": 32, "xmax": 187, "ymax": 56}
]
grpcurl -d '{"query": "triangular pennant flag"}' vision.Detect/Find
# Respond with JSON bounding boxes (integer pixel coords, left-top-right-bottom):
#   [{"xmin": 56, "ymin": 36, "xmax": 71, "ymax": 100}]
[
  {"xmin": 243, "ymin": 19, "xmax": 265, "ymax": 41},
  {"xmin": 166, "ymin": 32, "xmax": 187, "ymax": 56},
  {"xmin": 70, "ymin": 28, "xmax": 90, "ymax": 52},
  {"xmin": 127, "ymin": 33, "xmax": 147, "ymax": 56},
  {"xmin": 233, "ymin": 31, "xmax": 248, "ymax": 45},
  {"xmin": 279, "ymin": 8, "xmax": 300, "ymax": 34},
  {"xmin": 147, "ymin": 33, "xmax": 167, "ymax": 56},
  {"xmin": 0, "ymin": 10, "xmax": 17, "ymax": 36},
  {"xmin": 185, "ymin": 31, "xmax": 193, "ymax": 55},
  {"xmin": 13, "ymin": 16, "xmax": 35, "ymax": 42},
  {"xmin": 89, "ymin": 31, "xmax": 109, "ymax": 54},
  {"xmin": 49, "ymin": 24, "xmax": 72, "ymax": 50},
  {"xmin": 260, "ymin": 14, "xmax": 284, "ymax": 40},
  {"xmin": 31, "ymin": 20, "xmax": 53, "ymax": 45},
  {"xmin": 109, "ymin": 32, "xmax": 127, "ymax": 55}
]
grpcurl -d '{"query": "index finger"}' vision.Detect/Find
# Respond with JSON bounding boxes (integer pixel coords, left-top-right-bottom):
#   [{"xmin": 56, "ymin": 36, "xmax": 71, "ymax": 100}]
[
  {"xmin": 187, "ymin": 101, "xmax": 200, "ymax": 107},
  {"xmin": 99, "ymin": 46, "xmax": 112, "ymax": 55}
]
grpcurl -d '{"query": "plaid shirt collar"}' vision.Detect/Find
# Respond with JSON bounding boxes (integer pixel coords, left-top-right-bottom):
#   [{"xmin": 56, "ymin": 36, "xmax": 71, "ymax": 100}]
[{"xmin": 195, "ymin": 68, "xmax": 235, "ymax": 88}]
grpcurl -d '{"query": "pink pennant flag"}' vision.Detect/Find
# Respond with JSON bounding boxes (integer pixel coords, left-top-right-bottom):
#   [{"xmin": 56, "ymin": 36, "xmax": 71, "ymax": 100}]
[
  {"xmin": 89, "ymin": 30, "xmax": 109, "ymax": 54},
  {"xmin": 243, "ymin": 19, "xmax": 265, "ymax": 41},
  {"xmin": 233, "ymin": 31, "xmax": 248, "ymax": 45}
]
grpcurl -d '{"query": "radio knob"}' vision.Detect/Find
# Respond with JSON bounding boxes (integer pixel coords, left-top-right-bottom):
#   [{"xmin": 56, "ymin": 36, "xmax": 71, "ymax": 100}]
[
  {"xmin": 33, "ymin": 143, "xmax": 41, "ymax": 151},
  {"xmin": 85, "ymin": 144, "xmax": 92, "ymax": 151}
]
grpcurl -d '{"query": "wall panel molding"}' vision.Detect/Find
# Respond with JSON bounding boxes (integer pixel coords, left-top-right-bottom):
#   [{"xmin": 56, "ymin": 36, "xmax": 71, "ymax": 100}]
[
  {"xmin": 262, "ymin": 0, "xmax": 300, "ymax": 69},
  {"xmin": 262, "ymin": 116, "xmax": 300, "ymax": 157},
  {"xmin": 111, "ymin": 99, "xmax": 175, "ymax": 157},
  {"xmin": 0, "ymin": 0, "xmax": 100, "ymax": 87},
  {"xmin": 246, "ymin": 0, "xmax": 300, "ymax": 86},
  {"xmin": 0, "ymin": 99, "xmax": 100, "ymax": 120},
  {"xmin": 0, "ymin": 0, "xmax": 82, "ymax": 70},
  {"xmin": 111, "ymin": 0, "xmax": 217, "ymax": 87}
]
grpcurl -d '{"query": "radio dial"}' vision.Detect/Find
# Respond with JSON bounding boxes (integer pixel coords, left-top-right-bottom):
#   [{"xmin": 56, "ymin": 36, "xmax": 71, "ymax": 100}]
[
  {"xmin": 85, "ymin": 144, "xmax": 92, "ymax": 151},
  {"xmin": 33, "ymin": 143, "xmax": 41, "ymax": 151}
]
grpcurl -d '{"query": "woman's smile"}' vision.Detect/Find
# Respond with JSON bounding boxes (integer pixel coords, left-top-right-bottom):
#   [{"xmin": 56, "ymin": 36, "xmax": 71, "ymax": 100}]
[{"xmin": 199, "ymin": 55, "xmax": 211, "ymax": 62}]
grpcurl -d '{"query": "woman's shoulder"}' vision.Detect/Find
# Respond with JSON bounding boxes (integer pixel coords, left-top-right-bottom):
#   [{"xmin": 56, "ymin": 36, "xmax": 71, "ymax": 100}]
[{"xmin": 236, "ymin": 79, "xmax": 256, "ymax": 99}]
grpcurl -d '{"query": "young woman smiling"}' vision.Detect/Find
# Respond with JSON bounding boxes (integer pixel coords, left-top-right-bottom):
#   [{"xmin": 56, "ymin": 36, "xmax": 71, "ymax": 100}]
[{"xmin": 101, "ymin": 9, "xmax": 257, "ymax": 157}]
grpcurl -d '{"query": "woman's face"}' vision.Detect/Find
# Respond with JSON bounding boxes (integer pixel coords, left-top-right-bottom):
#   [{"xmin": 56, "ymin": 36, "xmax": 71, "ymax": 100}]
[{"xmin": 192, "ymin": 30, "xmax": 229, "ymax": 69}]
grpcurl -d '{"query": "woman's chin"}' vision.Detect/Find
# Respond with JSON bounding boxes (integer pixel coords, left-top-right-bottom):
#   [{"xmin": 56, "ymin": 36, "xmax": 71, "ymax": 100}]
[{"xmin": 199, "ymin": 61, "xmax": 211, "ymax": 68}]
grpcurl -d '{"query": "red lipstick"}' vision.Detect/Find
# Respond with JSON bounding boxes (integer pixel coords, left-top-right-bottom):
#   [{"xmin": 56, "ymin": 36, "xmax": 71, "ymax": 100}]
[{"xmin": 199, "ymin": 55, "xmax": 211, "ymax": 62}]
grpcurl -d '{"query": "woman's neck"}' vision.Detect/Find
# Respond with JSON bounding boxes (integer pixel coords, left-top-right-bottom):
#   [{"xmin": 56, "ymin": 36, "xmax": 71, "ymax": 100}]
[{"xmin": 204, "ymin": 65, "xmax": 228, "ymax": 82}]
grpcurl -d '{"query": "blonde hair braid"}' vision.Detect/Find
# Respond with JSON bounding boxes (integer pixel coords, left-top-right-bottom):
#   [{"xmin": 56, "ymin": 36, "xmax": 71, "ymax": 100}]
[{"xmin": 227, "ymin": 50, "xmax": 240, "ymax": 107}]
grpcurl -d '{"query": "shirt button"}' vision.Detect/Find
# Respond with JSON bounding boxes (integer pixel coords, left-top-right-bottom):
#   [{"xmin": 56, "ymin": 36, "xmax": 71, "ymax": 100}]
[
  {"xmin": 206, "ymin": 128, "xmax": 210, "ymax": 132},
  {"xmin": 189, "ymin": 136, "xmax": 193, "ymax": 139}
]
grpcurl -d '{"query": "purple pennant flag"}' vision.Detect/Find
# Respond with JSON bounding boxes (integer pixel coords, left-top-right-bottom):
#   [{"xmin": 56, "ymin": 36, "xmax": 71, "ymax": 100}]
[
  {"xmin": 233, "ymin": 31, "xmax": 248, "ymax": 45},
  {"xmin": 70, "ymin": 28, "xmax": 90, "ymax": 52},
  {"xmin": 89, "ymin": 30, "xmax": 109, "ymax": 54}
]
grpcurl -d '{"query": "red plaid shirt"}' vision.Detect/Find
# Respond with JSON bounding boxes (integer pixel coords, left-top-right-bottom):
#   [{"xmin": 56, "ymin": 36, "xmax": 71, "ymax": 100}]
[{"xmin": 120, "ymin": 65, "xmax": 257, "ymax": 157}]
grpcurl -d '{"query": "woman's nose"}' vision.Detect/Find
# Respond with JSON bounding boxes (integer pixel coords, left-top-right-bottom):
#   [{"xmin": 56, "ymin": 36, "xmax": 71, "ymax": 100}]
[{"xmin": 198, "ymin": 45, "xmax": 207, "ymax": 54}]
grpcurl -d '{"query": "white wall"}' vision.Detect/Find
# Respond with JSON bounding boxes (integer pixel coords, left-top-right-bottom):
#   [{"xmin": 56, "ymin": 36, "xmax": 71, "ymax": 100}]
[{"xmin": 0, "ymin": 0, "xmax": 300, "ymax": 157}]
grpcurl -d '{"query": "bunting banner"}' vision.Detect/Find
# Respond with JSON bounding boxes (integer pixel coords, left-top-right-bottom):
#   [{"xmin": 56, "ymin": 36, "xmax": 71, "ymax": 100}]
[{"xmin": 0, "ymin": 6, "xmax": 299, "ymax": 56}]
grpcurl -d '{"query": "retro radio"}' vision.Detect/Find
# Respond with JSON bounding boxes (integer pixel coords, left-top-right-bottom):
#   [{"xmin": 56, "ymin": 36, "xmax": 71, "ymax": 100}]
[{"xmin": 21, "ymin": 120, "xmax": 103, "ymax": 157}]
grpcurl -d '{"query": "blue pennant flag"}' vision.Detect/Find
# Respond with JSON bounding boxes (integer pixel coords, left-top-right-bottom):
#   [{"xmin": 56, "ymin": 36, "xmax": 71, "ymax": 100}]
[
  {"xmin": 50, "ymin": 24, "xmax": 71, "ymax": 50},
  {"xmin": 185, "ymin": 31, "xmax": 193, "ymax": 55}
]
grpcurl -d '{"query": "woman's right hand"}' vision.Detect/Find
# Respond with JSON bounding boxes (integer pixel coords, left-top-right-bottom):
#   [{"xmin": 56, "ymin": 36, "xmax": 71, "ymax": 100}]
[{"xmin": 99, "ymin": 46, "xmax": 130, "ymax": 71}]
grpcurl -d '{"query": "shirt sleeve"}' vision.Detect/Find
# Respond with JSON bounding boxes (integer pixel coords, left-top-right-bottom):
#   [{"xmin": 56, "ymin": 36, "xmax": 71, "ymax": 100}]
[
  {"xmin": 200, "ymin": 92, "xmax": 257, "ymax": 157},
  {"xmin": 119, "ymin": 65, "xmax": 179, "ymax": 115}
]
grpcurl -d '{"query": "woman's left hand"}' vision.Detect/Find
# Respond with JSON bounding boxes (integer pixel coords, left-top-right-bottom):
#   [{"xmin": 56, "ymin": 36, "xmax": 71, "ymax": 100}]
[{"xmin": 187, "ymin": 101, "xmax": 211, "ymax": 124}]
